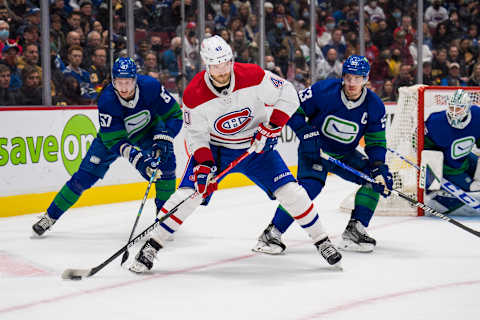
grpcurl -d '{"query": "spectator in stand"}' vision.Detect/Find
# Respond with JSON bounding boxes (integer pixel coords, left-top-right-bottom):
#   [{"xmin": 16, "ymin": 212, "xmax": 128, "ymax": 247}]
[
  {"xmin": 87, "ymin": 46, "xmax": 108, "ymax": 93},
  {"xmin": 183, "ymin": 24, "xmax": 199, "ymax": 81},
  {"xmin": 440, "ymin": 62, "xmax": 467, "ymax": 86},
  {"xmin": 370, "ymin": 49, "xmax": 391, "ymax": 89},
  {"xmin": 322, "ymin": 28, "xmax": 346, "ymax": 61},
  {"xmin": 467, "ymin": 24, "xmax": 478, "ymax": 50},
  {"xmin": 364, "ymin": 0, "xmax": 385, "ymax": 22},
  {"xmin": 149, "ymin": 34, "xmax": 163, "ymax": 56},
  {"xmin": 446, "ymin": 10, "xmax": 462, "ymax": 41},
  {"xmin": 160, "ymin": 36, "xmax": 181, "ymax": 77},
  {"xmin": 244, "ymin": 14, "xmax": 259, "ymax": 45},
  {"xmin": 232, "ymin": 29, "xmax": 248, "ymax": 57},
  {"xmin": 423, "ymin": 61, "xmax": 434, "ymax": 85},
  {"xmin": 82, "ymin": 30, "xmax": 102, "ymax": 68},
  {"xmin": 236, "ymin": 45, "xmax": 254, "ymax": 64},
  {"xmin": 50, "ymin": 0, "xmax": 68, "ymax": 25},
  {"xmin": 425, "ymin": 0, "xmax": 448, "ymax": 31},
  {"xmin": 372, "ymin": 19, "xmax": 393, "ymax": 51},
  {"xmin": 364, "ymin": 30, "xmax": 379, "ymax": 63},
  {"xmin": 316, "ymin": 47, "xmax": 342, "ymax": 81},
  {"xmin": 387, "ymin": 48, "xmax": 402, "ymax": 79},
  {"xmin": 393, "ymin": 15, "xmax": 415, "ymax": 47},
  {"xmin": 378, "ymin": 79, "xmax": 396, "ymax": 102},
  {"xmin": 21, "ymin": 7, "xmax": 41, "ymax": 32},
  {"xmin": 60, "ymin": 31, "xmax": 81, "ymax": 61},
  {"xmin": 215, "ymin": 1, "xmax": 233, "ymax": 31},
  {"xmin": 0, "ymin": 63, "xmax": 18, "ymax": 105},
  {"xmin": 17, "ymin": 43, "xmax": 41, "ymax": 78},
  {"xmin": 237, "ymin": 2, "xmax": 250, "ymax": 26},
  {"xmin": 219, "ymin": 28, "xmax": 231, "ymax": 45},
  {"xmin": 62, "ymin": 45, "xmax": 97, "ymax": 100},
  {"xmin": 408, "ymin": 38, "xmax": 433, "ymax": 68},
  {"xmin": 264, "ymin": 2, "xmax": 276, "ymax": 32},
  {"xmin": 17, "ymin": 65, "xmax": 41, "ymax": 105},
  {"xmin": 54, "ymin": 75, "xmax": 91, "ymax": 105},
  {"xmin": 63, "ymin": 11, "xmax": 82, "ymax": 34},
  {"xmin": 0, "ymin": 19, "xmax": 22, "ymax": 59},
  {"xmin": 275, "ymin": 45, "xmax": 290, "ymax": 79},
  {"xmin": 388, "ymin": 6, "xmax": 403, "ymax": 31},
  {"xmin": 431, "ymin": 47, "xmax": 449, "ymax": 84},
  {"xmin": 267, "ymin": 15, "xmax": 291, "ymax": 58},
  {"xmin": 19, "ymin": 24, "xmax": 40, "ymax": 49},
  {"xmin": 432, "ymin": 21, "xmax": 451, "ymax": 50},
  {"xmin": 142, "ymin": 51, "xmax": 160, "ymax": 75},
  {"xmin": 79, "ymin": 0, "xmax": 96, "ymax": 32},
  {"xmin": 50, "ymin": 14, "xmax": 66, "ymax": 56},
  {"xmin": 317, "ymin": 16, "xmax": 336, "ymax": 48},
  {"xmin": 459, "ymin": 38, "xmax": 476, "ymax": 76},
  {"xmin": 389, "ymin": 29, "xmax": 413, "ymax": 66},
  {"xmin": 0, "ymin": 5, "xmax": 12, "ymax": 25},
  {"xmin": 264, "ymin": 54, "xmax": 284, "ymax": 78},
  {"xmin": 293, "ymin": 48, "xmax": 309, "ymax": 80},
  {"xmin": 393, "ymin": 63, "xmax": 415, "ymax": 95},
  {"xmin": 0, "ymin": 42, "xmax": 22, "ymax": 89},
  {"xmin": 467, "ymin": 62, "xmax": 480, "ymax": 86}
]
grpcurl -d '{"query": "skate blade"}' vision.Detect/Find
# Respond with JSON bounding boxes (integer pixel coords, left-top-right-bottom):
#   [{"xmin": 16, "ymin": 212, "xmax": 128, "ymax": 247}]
[
  {"xmin": 251, "ymin": 243, "xmax": 285, "ymax": 255},
  {"xmin": 338, "ymin": 239, "xmax": 374, "ymax": 253}
]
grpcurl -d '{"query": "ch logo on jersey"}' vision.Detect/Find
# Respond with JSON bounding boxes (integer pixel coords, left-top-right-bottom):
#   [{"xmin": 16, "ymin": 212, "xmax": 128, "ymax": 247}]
[
  {"xmin": 451, "ymin": 136, "xmax": 475, "ymax": 160},
  {"xmin": 321, "ymin": 115, "xmax": 359, "ymax": 144},
  {"xmin": 124, "ymin": 110, "xmax": 151, "ymax": 137},
  {"xmin": 270, "ymin": 76, "xmax": 284, "ymax": 88},
  {"xmin": 214, "ymin": 108, "xmax": 253, "ymax": 135}
]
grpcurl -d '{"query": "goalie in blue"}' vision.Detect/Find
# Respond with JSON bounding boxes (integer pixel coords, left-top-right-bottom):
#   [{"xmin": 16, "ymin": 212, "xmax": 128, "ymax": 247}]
[
  {"xmin": 32, "ymin": 57, "xmax": 183, "ymax": 237},
  {"xmin": 422, "ymin": 89, "xmax": 480, "ymax": 216},
  {"xmin": 253, "ymin": 55, "xmax": 393, "ymax": 253}
]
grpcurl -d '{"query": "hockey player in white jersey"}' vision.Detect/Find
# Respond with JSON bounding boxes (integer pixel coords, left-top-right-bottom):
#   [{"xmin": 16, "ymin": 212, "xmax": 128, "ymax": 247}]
[
  {"xmin": 422, "ymin": 89, "xmax": 480, "ymax": 215},
  {"xmin": 129, "ymin": 35, "xmax": 342, "ymax": 273}
]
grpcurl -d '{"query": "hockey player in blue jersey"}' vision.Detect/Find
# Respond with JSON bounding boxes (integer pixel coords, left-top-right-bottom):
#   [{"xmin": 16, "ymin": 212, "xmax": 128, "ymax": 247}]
[
  {"xmin": 422, "ymin": 89, "xmax": 480, "ymax": 215},
  {"xmin": 32, "ymin": 57, "xmax": 183, "ymax": 236},
  {"xmin": 253, "ymin": 55, "xmax": 394, "ymax": 253}
]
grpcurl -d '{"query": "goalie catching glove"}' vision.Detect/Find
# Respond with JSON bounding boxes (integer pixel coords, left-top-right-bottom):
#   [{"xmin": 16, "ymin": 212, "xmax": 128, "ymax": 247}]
[
  {"xmin": 251, "ymin": 122, "xmax": 282, "ymax": 153},
  {"xmin": 194, "ymin": 163, "xmax": 218, "ymax": 198},
  {"xmin": 369, "ymin": 162, "xmax": 393, "ymax": 197},
  {"xmin": 121, "ymin": 143, "xmax": 165, "ymax": 181}
]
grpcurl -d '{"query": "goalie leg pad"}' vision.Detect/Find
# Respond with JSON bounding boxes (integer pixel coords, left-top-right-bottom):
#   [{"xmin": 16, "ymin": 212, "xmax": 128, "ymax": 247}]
[
  {"xmin": 274, "ymin": 182, "xmax": 326, "ymax": 243},
  {"xmin": 421, "ymin": 150, "xmax": 444, "ymax": 191}
]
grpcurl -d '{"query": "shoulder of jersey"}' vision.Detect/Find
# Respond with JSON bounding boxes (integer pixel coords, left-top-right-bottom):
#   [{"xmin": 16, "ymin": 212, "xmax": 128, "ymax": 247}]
[
  {"xmin": 311, "ymin": 78, "xmax": 341, "ymax": 95},
  {"xmin": 97, "ymin": 85, "xmax": 121, "ymax": 115},
  {"xmin": 470, "ymin": 104, "xmax": 480, "ymax": 116},
  {"xmin": 137, "ymin": 74, "xmax": 160, "ymax": 91},
  {"xmin": 427, "ymin": 110, "xmax": 446, "ymax": 124},
  {"xmin": 232, "ymin": 63, "xmax": 265, "ymax": 91}
]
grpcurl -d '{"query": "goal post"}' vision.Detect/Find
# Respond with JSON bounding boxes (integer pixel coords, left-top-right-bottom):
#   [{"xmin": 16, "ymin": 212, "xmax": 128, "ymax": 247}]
[{"xmin": 340, "ymin": 85, "xmax": 480, "ymax": 216}]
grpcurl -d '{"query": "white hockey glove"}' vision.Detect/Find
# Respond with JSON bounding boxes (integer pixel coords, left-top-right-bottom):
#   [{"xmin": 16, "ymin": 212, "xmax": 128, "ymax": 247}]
[{"xmin": 251, "ymin": 122, "xmax": 282, "ymax": 153}]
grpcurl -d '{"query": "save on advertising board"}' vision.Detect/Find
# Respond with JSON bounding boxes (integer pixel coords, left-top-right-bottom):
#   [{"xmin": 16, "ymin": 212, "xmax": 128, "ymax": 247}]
[{"xmin": 0, "ymin": 107, "xmax": 299, "ymax": 217}]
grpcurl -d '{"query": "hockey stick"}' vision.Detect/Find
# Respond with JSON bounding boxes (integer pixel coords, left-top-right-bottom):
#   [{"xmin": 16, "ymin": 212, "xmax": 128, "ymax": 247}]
[
  {"xmin": 320, "ymin": 150, "xmax": 480, "ymax": 238},
  {"xmin": 61, "ymin": 146, "xmax": 256, "ymax": 280},
  {"xmin": 120, "ymin": 165, "xmax": 160, "ymax": 266},
  {"xmin": 387, "ymin": 147, "xmax": 480, "ymax": 211}
]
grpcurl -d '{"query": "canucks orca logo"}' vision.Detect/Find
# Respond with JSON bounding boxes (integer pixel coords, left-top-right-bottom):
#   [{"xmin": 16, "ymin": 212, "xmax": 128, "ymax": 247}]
[
  {"xmin": 321, "ymin": 115, "xmax": 359, "ymax": 144},
  {"xmin": 214, "ymin": 108, "xmax": 253, "ymax": 135},
  {"xmin": 270, "ymin": 76, "xmax": 284, "ymax": 88}
]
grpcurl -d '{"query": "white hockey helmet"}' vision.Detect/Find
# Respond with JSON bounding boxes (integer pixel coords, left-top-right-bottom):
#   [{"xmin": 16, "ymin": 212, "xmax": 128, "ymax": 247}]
[
  {"xmin": 446, "ymin": 89, "xmax": 472, "ymax": 129},
  {"xmin": 200, "ymin": 35, "xmax": 233, "ymax": 66}
]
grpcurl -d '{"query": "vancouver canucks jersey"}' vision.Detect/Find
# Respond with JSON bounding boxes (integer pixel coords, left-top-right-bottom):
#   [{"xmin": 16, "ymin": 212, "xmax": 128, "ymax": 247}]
[
  {"xmin": 97, "ymin": 74, "xmax": 183, "ymax": 155},
  {"xmin": 289, "ymin": 78, "xmax": 387, "ymax": 164},
  {"xmin": 424, "ymin": 105, "xmax": 480, "ymax": 174}
]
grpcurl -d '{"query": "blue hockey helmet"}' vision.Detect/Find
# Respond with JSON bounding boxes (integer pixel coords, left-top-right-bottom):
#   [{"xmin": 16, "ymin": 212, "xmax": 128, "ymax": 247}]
[
  {"xmin": 112, "ymin": 57, "xmax": 137, "ymax": 79},
  {"xmin": 342, "ymin": 55, "xmax": 370, "ymax": 78}
]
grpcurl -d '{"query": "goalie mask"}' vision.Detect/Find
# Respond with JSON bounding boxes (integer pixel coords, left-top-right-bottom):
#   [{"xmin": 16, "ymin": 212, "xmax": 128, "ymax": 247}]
[
  {"xmin": 200, "ymin": 35, "xmax": 234, "ymax": 86},
  {"xmin": 446, "ymin": 89, "xmax": 472, "ymax": 129}
]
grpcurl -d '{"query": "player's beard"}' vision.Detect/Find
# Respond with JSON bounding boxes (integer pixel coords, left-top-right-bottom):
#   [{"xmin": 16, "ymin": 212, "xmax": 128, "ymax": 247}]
[{"xmin": 211, "ymin": 71, "xmax": 231, "ymax": 87}]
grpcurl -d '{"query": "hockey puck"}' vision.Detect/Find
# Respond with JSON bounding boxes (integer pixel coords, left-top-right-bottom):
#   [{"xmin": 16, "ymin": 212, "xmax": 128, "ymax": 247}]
[{"xmin": 70, "ymin": 275, "xmax": 82, "ymax": 280}]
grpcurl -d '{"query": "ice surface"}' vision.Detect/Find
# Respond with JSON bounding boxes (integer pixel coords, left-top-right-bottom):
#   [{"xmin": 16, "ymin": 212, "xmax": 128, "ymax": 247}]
[{"xmin": 1, "ymin": 175, "xmax": 479, "ymax": 319}]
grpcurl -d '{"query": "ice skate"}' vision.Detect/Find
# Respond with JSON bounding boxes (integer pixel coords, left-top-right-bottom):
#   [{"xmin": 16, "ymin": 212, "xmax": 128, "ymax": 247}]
[
  {"xmin": 129, "ymin": 238, "xmax": 163, "ymax": 273},
  {"xmin": 315, "ymin": 237, "xmax": 342, "ymax": 267},
  {"xmin": 252, "ymin": 223, "xmax": 286, "ymax": 255},
  {"xmin": 32, "ymin": 213, "xmax": 56, "ymax": 237},
  {"xmin": 339, "ymin": 219, "xmax": 376, "ymax": 253}
]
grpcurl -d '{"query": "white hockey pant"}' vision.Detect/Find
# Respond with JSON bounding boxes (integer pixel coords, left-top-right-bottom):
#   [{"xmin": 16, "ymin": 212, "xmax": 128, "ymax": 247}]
[{"xmin": 274, "ymin": 182, "xmax": 327, "ymax": 243}]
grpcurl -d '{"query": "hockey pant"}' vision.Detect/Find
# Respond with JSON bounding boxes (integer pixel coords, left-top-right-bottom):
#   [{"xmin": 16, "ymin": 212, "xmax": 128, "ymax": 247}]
[
  {"xmin": 272, "ymin": 149, "xmax": 381, "ymax": 234},
  {"xmin": 152, "ymin": 145, "xmax": 327, "ymax": 244},
  {"xmin": 46, "ymin": 137, "xmax": 176, "ymax": 220}
]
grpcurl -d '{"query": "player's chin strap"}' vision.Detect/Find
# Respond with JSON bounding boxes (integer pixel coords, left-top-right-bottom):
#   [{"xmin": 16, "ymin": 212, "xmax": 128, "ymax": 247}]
[
  {"xmin": 61, "ymin": 145, "xmax": 257, "ymax": 280},
  {"xmin": 319, "ymin": 149, "xmax": 480, "ymax": 239}
]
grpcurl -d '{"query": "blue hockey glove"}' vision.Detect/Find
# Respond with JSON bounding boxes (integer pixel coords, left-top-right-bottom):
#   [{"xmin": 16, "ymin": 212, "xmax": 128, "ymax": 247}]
[
  {"xmin": 370, "ymin": 163, "xmax": 393, "ymax": 197},
  {"xmin": 251, "ymin": 122, "xmax": 282, "ymax": 153},
  {"xmin": 193, "ymin": 164, "xmax": 218, "ymax": 198},
  {"xmin": 152, "ymin": 133, "xmax": 174, "ymax": 163},
  {"xmin": 120, "ymin": 143, "xmax": 162, "ymax": 181},
  {"xmin": 296, "ymin": 124, "xmax": 322, "ymax": 159}
]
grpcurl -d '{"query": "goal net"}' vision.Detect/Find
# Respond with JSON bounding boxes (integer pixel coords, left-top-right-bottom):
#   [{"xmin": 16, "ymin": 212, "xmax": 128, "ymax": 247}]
[{"xmin": 340, "ymin": 85, "xmax": 480, "ymax": 216}]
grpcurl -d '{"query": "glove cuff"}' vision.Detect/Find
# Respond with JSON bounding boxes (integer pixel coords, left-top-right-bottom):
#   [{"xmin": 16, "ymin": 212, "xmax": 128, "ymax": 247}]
[{"xmin": 153, "ymin": 134, "xmax": 174, "ymax": 143}]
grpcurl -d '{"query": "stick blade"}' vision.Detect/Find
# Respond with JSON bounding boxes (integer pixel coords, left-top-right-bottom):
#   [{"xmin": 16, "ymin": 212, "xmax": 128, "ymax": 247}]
[{"xmin": 61, "ymin": 268, "xmax": 91, "ymax": 280}]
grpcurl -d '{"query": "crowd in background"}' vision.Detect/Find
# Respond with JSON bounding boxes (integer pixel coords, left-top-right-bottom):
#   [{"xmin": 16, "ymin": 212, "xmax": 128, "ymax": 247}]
[{"xmin": 1, "ymin": 0, "xmax": 480, "ymax": 106}]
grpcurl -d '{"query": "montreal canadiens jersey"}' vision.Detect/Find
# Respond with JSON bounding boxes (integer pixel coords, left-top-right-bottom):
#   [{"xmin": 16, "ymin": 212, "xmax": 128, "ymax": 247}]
[
  {"xmin": 182, "ymin": 63, "xmax": 299, "ymax": 158},
  {"xmin": 97, "ymin": 74, "xmax": 183, "ymax": 155},
  {"xmin": 424, "ymin": 105, "xmax": 480, "ymax": 171},
  {"xmin": 291, "ymin": 78, "xmax": 387, "ymax": 163}
]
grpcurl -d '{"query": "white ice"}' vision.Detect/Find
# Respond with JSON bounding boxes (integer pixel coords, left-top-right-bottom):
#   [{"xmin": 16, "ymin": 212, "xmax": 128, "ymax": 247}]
[{"xmin": 1, "ymin": 175, "xmax": 479, "ymax": 319}]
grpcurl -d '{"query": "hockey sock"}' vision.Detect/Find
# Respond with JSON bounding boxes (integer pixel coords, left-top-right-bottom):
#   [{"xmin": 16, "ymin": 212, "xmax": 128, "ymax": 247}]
[
  {"xmin": 274, "ymin": 182, "xmax": 326, "ymax": 242},
  {"xmin": 271, "ymin": 205, "xmax": 294, "ymax": 234},
  {"xmin": 352, "ymin": 186, "xmax": 379, "ymax": 227},
  {"xmin": 154, "ymin": 178, "xmax": 176, "ymax": 210},
  {"xmin": 47, "ymin": 184, "xmax": 81, "ymax": 220}
]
